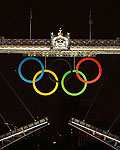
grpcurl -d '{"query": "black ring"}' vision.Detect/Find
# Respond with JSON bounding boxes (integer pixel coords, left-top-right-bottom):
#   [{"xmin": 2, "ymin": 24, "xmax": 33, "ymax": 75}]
[{"xmin": 47, "ymin": 59, "xmax": 72, "ymax": 83}]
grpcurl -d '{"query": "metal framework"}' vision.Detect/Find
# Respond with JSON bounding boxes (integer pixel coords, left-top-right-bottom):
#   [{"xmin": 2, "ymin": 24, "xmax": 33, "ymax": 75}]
[
  {"xmin": 0, "ymin": 28, "xmax": 120, "ymax": 57},
  {"xmin": 1, "ymin": 45, "xmax": 120, "ymax": 57},
  {"xmin": 69, "ymin": 117, "xmax": 120, "ymax": 150},
  {"xmin": 0, "ymin": 117, "xmax": 50, "ymax": 150},
  {"xmin": 0, "ymin": 29, "xmax": 120, "ymax": 148}
]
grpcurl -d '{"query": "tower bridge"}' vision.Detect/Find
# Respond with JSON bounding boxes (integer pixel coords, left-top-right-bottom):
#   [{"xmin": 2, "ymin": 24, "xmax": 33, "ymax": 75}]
[
  {"xmin": 0, "ymin": 29, "xmax": 120, "ymax": 57},
  {"xmin": 0, "ymin": 29, "xmax": 120, "ymax": 149}
]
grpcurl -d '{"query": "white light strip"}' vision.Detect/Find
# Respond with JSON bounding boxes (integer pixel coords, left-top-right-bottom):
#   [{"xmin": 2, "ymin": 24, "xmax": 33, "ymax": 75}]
[
  {"xmin": 0, "ymin": 47, "xmax": 50, "ymax": 50},
  {"xmin": 71, "ymin": 121, "xmax": 120, "ymax": 143},
  {"xmin": 0, "ymin": 121, "xmax": 48, "ymax": 142},
  {"xmin": 0, "ymin": 47, "xmax": 120, "ymax": 51},
  {"xmin": 71, "ymin": 48, "xmax": 120, "ymax": 51}
]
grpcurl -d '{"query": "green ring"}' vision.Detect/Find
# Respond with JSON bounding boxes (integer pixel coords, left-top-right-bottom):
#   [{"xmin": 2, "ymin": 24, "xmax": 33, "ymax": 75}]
[{"xmin": 61, "ymin": 70, "xmax": 87, "ymax": 96}]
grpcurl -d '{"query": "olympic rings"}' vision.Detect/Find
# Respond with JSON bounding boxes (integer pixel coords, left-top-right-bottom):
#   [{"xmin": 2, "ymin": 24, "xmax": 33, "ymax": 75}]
[
  {"xmin": 76, "ymin": 57, "xmax": 102, "ymax": 84},
  {"xmin": 18, "ymin": 57, "xmax": 44, "ymax": 83},
  {"xmin": 33, "ymin": 70, "xmax": 59, "ymax": 96},
  {"xmin": 18, "ymin": 57, "xmax": 102, "ymax": 96},
  {"xmin": 61, "ymin": 70, "xmax": 87, "ymax": 96},
  {"xmin": 47, "ymin": 59, "xmax": 72, "ymax": 83}
]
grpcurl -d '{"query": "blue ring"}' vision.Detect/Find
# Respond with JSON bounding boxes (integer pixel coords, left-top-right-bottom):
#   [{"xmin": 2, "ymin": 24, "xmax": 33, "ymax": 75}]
[{"xmin": 18, "ymin": 57, "xmax": 44, "ymax": 83}]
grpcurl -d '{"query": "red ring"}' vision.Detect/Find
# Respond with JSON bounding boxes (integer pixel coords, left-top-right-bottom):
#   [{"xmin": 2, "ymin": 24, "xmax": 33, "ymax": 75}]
[{"xmin": 76, "ymin": 57, "xmax": 102, "ymax": 84}]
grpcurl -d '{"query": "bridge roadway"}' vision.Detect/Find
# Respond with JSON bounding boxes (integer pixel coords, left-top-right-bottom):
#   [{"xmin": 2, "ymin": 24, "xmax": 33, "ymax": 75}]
[
  {"xmin": 0, "ymin": 45, "xmax": 120, "ymax": 57},
  {"xmin": 69, "ymin": 117, "xmax": 120, "ymax": 150},
  {"xmin": 0, "ymin": 38, "xmax": 119, "ymax": 57},
  {"xmin": 0, "ymin": 117, "xmax": 49, "ymax": 150}
]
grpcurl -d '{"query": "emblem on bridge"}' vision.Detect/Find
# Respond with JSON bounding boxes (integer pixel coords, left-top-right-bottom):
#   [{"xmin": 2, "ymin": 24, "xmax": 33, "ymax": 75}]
[{"xmin": 51, "ymin": 28, "xmax": 70, "ymax": 50}]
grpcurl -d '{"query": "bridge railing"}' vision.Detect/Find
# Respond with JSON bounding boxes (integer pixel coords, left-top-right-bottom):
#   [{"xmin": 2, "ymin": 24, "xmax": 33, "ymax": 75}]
[
  {"xmin": 0, "ymin": 117, "xmax": 49, "ymax": 141},
  {"xmin": 0, "ymin": 38, "xmax": 118, "ymax": 46},
  {"xmin": 69, "ymin": 117, "xmax": 120, "ymax": 141},
  {"xmin": 69, "ymin": 117, "xmax": 120, "ymax": 150}
]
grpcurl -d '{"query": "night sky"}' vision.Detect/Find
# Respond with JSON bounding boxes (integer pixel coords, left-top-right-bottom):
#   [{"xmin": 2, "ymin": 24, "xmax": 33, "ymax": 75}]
[{"xmin": 0, "ymin": 3, "xmax": 120, "ymax": 149}]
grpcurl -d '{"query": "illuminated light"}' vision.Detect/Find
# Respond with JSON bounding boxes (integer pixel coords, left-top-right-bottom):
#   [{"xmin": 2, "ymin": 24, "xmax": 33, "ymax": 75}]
[
  {"xmin": 0, "ymin": 121, "xmax": 48, "ymax": 142},
  {"xmin": 76, "ymin": 57, "xmax": 102, "ymax": 84},
  {"xmin": 61, "ymin": 70, "xmax": 87, "ymax": 96},
  {"xmin": 53, "ymin": 141, "xmax": 56, "ymax": 144},
  {"xmin": 2, "ymin": 46, "xmax": 120, "ymax": 52},
  {"xmin": 71, "ymin": 121, "xmax": 120, "ymax": 144},
  {"xmin": 59, "ymin": 134, "xmax": 62, "ymax": 137},
  {"xmin": 33, "ymin": 70, "xmax": 59, "ymax": 96},
  {"xmin": 70, "ymin": 128, "xmax": 73, "ymax": 134},
  {"xmin": 8, "ymin": 42, "xmax": 11, "ymax": 45},
  {"xmin": 18, "ymin": 57, "xmax": 44, "ymax": 83}
]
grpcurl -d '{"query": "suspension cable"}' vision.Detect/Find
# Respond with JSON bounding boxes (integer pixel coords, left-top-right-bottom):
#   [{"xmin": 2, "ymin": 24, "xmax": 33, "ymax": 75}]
[
  {"xmin": 84, "ymin": 81, "xmax": 103, "ymax": 121},
  {"xmin": 108, "ymin": 113, "xmax": 120, "ymax": 132},
  {"xmin": 45, "ymin": 57, "xmax": 46, "ymax": 69},
  {"xmin": 0, "ymin": 113, "xmax": 11, "ymax": 131},
  {"xmin": 74, "ymin": 56, "xmax": 75, "ymax": 70},
  {"xmin": 0, "ymin": 72, "xmax": 36, "ymax": 121},
  {"xmin": 84, "ymin": 58, "xmax": 115, "ymax": 122}
]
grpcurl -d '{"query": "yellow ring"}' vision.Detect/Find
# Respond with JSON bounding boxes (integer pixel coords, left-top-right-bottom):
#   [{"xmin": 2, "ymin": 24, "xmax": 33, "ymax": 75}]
[{"xmin": 33, "ymin": 70, "xmax": 59, "ymax": 96}]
